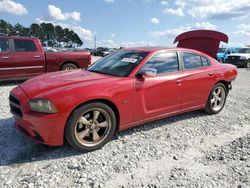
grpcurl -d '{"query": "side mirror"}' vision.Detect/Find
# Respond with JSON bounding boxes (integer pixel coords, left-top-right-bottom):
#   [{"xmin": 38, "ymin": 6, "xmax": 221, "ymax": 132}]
[
  {"xmin": 139, "ymin": 68, "xmax": 157, "ymax": 77},
  {"xmin": 227, "ymin": 51, "xmax": 231, "ymax": 54}
]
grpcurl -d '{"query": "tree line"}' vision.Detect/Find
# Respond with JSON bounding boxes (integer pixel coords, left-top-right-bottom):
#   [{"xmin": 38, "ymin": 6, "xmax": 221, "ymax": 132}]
[{"xmin": 0, "ymin": 19, "xmax": 83, "ymax": 47}]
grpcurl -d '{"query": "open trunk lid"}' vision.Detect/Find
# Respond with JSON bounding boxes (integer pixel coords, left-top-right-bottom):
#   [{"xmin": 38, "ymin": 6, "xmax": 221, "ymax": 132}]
[{"xmin": 174, "ymin": 30, "xmax": 228, "ymax": 58}]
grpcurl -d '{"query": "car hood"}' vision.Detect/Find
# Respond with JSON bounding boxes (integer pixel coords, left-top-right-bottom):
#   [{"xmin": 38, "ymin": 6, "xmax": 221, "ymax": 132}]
[{"xmin": 20, "ymin": 70, "xmax": 117, "ymax": 99}]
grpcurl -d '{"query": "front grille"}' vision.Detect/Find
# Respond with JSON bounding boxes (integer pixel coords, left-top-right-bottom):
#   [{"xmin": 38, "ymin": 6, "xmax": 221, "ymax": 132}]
[
  {"xmin": 228, "ymin": 56, "xmax": 240, "ymax": 61},
  {"xmin": 9, "ymin": 95, "xmax": 23, "ymax": 117}
]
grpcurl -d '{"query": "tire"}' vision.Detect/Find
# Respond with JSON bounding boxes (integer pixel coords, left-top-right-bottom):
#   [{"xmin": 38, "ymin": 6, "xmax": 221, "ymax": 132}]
[
  {"xmin": 65, "ymin": 102, "xmax": 116, "ymax": 152},
  {"xmin": 219, "ymin": 58, "xmax": 224, "ymax": 63},
  {"xmin": 61, "ymin": 63, "xmax": 78, "ymax": 71},
  {"xmin": 205, "ymin": 83, "xmax": 228, "ymax": 114},
  {"xmin": 245, "ymin": 61, "xmax": 250, "ymax": 68}
]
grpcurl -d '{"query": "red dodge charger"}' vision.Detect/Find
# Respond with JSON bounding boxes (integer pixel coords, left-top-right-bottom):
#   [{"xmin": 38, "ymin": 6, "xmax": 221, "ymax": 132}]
[{"xmin": 10, "ymin": 30, "xmax": 237, "ymax": 151}]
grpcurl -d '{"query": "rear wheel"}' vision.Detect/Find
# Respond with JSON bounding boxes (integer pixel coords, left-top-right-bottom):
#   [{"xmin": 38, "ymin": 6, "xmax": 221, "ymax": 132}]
[
  {"xmin": 205, "ymin": 83, "xmax": 227, "ymax": 114},
  {"xmin": 61, "ymin": 63, "xmax": 78, "ymax": 71},
  {"xmin": 65, "ymin": 103, "xmax": 116, "ymax": 152}
]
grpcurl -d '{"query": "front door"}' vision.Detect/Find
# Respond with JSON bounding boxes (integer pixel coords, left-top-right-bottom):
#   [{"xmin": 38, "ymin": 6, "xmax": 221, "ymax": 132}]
[
  {"xmin": 134, "ymin": 52, "xmax": 184, "ymax": 122},
  {"xmin": 0, "ymin": 38, "xmax": 15, "ymax": 80}
]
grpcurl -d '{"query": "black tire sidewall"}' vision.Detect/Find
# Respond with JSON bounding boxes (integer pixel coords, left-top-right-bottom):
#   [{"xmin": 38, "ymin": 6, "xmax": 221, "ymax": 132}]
[
  {"xmin": 65, "ymin": 102, "xmax": 116, "ymax": 152},
  {"xmin": 206, "ymin": 83, "xmax": 227, "ymax": 114}
]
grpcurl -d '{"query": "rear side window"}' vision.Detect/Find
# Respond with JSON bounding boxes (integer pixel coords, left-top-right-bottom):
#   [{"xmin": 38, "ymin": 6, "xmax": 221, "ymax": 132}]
[
  {"xmin": 142, "ymin": 52, "xmax": 179, "ymax": 75},
  {"xmin": 14, "ymin": 39, "xmax": 37, "ymax": 52},
  {"xmin": 0, "ymin": 39, "xmax": 10, "ymax": 52},
  {"xmin": 201, "ymin": 56, "xmax": 209, "ymax": 66},
  {"xmin": 182, "ymin": 53, "xmax": 210, "ymax": 70}
]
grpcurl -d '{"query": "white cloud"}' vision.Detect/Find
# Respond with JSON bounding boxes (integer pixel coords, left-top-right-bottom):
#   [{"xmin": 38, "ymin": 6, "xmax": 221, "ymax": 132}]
[
  {"xmin": 163, "ymin": 8, "xmax": 184, "ymax": 17},
  {"xmin": 235, "ymin": 24, "xmax": 250, "ymax": 37},
  {"xmin": 48, "ymin": 4, "xmax": 81, "ymax": 22},
  {"xmin": 194, "ymin": 22, "xmax": 217, "ymax": 30},
  {"xmin": 0, "ymin": 0, "xmax": 28, "ymax": 15},
  {"xmin": 186, "ymin": 0, "xmax": 250, "ymax": 20},
  {"xmin": 150, "ymin": 22, "xmax": 217, "ymax": 37},
  {"xmin": 151, "ymin": 17, "xmax": 160, "ymax": 24},
  {"xmin": 36, "ymin": 18, "xmax": 93, "ymax": 41},
  {"xmin": 175, "ymin": 0, "xmax": 185, "ymax": 9},
  {"xmin": 161, "ymin": 0, "xmax": 168, "ymax": 5},
  {"xmin": 104, "ymin": 0, "xmax": 115, "ymax": 3}
]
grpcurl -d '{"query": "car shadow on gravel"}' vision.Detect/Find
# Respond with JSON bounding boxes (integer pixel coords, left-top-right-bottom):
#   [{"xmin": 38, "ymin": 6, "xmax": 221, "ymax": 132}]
[{"xmin": 0, "ymin": 110, "xmax": 209, "ymax": 167}]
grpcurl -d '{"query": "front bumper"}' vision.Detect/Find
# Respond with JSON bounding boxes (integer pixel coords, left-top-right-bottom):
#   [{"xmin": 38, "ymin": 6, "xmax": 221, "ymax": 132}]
[
  {"xmin": 226, "ymin": 59, "xmax": 247, "ymax": 68},
  {"xmin": 10, "ymin": 86, "xmax": 66, "ymax": 146}
]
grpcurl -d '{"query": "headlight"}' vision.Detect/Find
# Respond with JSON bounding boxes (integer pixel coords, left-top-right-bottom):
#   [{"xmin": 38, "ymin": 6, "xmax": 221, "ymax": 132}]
[
  {"xmin": 240, "ymin": 56, "xmax": 247, "ymax": 60},
  {"xmin": 29, "ymin": 100, "xmax": 58, "ymax": 114}
]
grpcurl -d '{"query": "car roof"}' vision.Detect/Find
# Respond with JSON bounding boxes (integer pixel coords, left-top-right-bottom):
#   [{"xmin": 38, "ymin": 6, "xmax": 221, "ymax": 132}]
[{"xmin": 123, "ymin": 47, "xmax": 211, "ymax": 57}]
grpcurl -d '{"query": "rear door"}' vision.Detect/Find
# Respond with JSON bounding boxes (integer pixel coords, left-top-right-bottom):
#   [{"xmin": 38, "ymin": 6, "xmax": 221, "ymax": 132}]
[
  {"xmin": 180, "ymin": 52, "xmax": 216, "ymax": 109},
  {"xmin": 12, "ymin": 38, "xmax": 45, "ymax": 77},
  {"xmin": 0, "ymin": 38, "xmax": 15, "ymax": 79}
]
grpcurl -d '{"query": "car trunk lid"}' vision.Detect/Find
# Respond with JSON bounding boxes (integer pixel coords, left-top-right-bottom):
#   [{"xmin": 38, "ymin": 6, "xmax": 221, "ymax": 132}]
[{"xmin": 174, "ymin": 30, "xmax": 228, "ymax": 59}]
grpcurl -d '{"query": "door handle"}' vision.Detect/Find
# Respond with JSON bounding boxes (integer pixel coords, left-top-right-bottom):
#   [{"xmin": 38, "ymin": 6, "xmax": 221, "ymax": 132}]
[
  {"xmin": 34, "ymin": 55, "xmax": 41, "ymax": 58},
  {"xmin": 1, "ymin": 56, "xmax": 10, "ymax": 59},
  {"xmin": 209, "ymin": 73, "xmax": 215, "ymax": 76}
]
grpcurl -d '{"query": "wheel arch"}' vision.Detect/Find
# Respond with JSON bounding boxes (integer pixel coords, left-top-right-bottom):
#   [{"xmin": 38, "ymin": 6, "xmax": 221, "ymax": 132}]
[
  {"xmin": 215, "ymin": 80, "xmax": 231, "ymax": 94},
  {"xmin": 63, "ymin": 98, "xmax": 120, "ymax": 141},
  {"xmin": 60, "ymin": 61, "xmax": 79, "ymax": 70}
]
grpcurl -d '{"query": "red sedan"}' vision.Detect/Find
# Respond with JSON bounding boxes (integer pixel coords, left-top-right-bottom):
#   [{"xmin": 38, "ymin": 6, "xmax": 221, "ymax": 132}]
[{"xmin": 10, "ymin": 30, "xmax": 237, "ymax": 151}]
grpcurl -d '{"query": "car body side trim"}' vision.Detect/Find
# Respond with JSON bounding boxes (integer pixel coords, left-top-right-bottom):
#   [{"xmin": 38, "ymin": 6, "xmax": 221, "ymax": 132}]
[{"xmin": 15, "ymin": 66, "xmax": 44, "ymax": 70}]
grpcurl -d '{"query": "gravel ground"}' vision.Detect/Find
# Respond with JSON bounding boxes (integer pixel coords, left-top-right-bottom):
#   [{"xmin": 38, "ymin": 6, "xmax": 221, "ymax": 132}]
[{"xmin": 0, "ymin": 68, "xmax": 249, "ymax": 188}]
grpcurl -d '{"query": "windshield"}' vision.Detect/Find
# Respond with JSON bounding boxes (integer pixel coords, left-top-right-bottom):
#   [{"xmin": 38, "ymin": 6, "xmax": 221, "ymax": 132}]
[
  {"xmin": 88, "ymin": 50, "xmax": 149, "ymax": 77},
  {"xmin": 218, "ymin": 48, "xmax": 226, "ymax": 53},
  {"xmin": 238, "ymin": 48, "xmax": 250, "ymax": 53}
]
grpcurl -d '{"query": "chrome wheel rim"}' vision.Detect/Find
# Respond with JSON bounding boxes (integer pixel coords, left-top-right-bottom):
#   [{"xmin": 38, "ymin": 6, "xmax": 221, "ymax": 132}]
[
  {"xmin": 247, "ymin": 62, "xmax": 250, "ymax": 68},
  {"xmin": 211, "ymin": 86, "xmax": 226, "ymax": 111},
  {"xmin": 74, "ymin": 108, "xmax": 111, "ymax": 147}
]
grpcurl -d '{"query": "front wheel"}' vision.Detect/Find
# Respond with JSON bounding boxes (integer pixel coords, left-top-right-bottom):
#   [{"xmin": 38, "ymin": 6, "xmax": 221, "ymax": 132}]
[
  {"xmin": 205, "ymin": 83, "xmax": 227, "ymax": 114},
  {"xmin": 65, "ymin": 103, "xmax": 116, "ymax": 152}
]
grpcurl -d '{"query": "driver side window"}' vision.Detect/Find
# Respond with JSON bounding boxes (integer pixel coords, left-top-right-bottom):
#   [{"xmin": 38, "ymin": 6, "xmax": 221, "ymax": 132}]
[{"xmin": 142, "ymin": 52, "xmax": 179, "ymax": 75}]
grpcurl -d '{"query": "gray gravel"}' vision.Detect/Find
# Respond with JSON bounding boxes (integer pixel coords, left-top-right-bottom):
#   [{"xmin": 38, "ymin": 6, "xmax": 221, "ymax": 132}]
[{"xmin": 0, "ymin": 69, "xmax": 249, "ymax": 188}]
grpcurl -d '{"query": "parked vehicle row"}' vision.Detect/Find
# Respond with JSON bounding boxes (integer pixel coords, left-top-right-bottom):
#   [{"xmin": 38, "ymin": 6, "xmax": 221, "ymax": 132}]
[
  {"xmin": 216, "ymin": 47, "xmax": 239, "ymax": 63},
  {"xmin": 0, "ymin": 36, "xmax": 92, "ymax": 81},
  {"xmin": 9, "ymin": 30, "xmax": 237, "ymax": 152},
  {"xmin": 91, "ymin": 47, "xmax": 117, "ymax": 57},
  {"xmin": 216, "ymin": 46, "xmax": 250, "ymax": 68},
  {"xmin": 226, "ymin": 48, "xmax": 250, "ymax": 68}
]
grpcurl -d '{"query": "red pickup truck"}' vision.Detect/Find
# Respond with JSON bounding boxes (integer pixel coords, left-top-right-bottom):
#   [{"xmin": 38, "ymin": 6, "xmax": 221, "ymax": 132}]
[{"xmin": 0, "ymin": 36, "xmax": 91, "ymax": 81}]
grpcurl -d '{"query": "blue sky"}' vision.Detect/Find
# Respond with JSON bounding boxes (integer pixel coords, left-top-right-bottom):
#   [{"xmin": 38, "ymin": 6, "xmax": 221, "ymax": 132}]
[{"xmin": 1, "ymin": 0, "xmax": 250, "ymax": 48}]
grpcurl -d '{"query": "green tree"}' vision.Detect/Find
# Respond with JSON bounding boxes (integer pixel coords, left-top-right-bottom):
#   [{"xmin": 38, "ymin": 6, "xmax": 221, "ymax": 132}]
[
  {"xmin": 0, "ymin": 19, "xmax": 9, "ymax": 35},
  {"xmin": 30, "ymin": 23, "xmax": 42, "ymax": 39}
]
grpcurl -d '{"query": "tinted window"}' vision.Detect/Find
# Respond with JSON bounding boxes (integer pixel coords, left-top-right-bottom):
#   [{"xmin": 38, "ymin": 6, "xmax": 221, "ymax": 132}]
[
  {"xmin": 201, "ymin": 57, "xmax": 209, "ymax": 66},
  {"xmin": 0, "ymin": 39, "xmax": 10, "ymax": 52},
  {"xmin": 182, "ymin": 53, "xmax": 203, "ymax": 70},
  {"xmin": 88, "ymin": 50, "xmax": 149, "ymax": 77},
  {"xmin": 14, "ymin": 39, "xmax": 37, "ymax": 52},
  {"xmin": 142, "ymin": 52, "xmax": 179, "ymax": 75}
]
